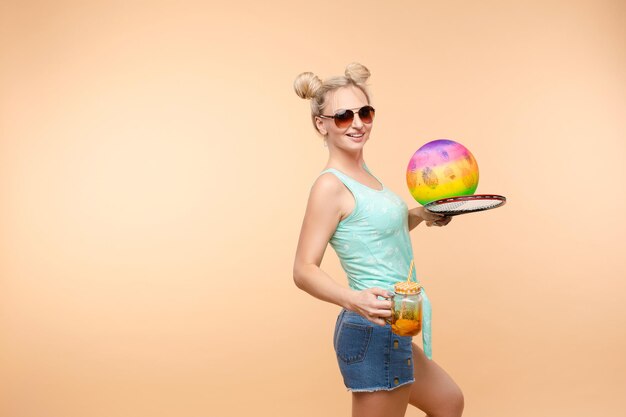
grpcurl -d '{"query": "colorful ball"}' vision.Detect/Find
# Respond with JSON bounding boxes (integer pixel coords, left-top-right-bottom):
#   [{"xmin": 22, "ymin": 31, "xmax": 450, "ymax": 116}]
[{"xmin": 406, "ymin": 139, "xmax": 479, "ymax": 205}]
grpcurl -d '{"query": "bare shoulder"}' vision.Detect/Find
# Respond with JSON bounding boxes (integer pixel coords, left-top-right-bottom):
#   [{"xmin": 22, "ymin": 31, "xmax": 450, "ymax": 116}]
[
  {"xmin": 306, "ymin": 172, "xmax": 346, "ymax": 223},
  {"xmin": 293, "ymin": 173, "xmax": 346, "ymax": 270},
  {"xmin": 311, "ymin": 172, "xmax": 354, "ymax": 216},
  {"xmin": 311, "ymin": 171, "xmax": 345, "ymax": 197}
]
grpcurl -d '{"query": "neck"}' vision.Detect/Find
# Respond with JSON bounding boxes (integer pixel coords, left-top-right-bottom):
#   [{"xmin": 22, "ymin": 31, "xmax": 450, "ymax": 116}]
[{"xmin": 326, "ymin": 146, "xmax": 366, "ymax": 173}]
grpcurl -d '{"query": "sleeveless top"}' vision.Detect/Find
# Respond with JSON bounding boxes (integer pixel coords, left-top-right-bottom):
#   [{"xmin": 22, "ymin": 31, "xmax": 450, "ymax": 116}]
[{"xmin": 317, "ymin": 163, "xmax": 433, "ymax": 359}]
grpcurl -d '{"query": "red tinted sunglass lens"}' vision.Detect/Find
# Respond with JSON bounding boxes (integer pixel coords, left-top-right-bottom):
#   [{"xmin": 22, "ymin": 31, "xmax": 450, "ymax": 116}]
[
  {"xmin": 358, "ymin": 106, "xmax": 375, "ymax": 123},
  {"xmin": 334, "ymin": 109, "xmax": 355, "ymax": 128}
]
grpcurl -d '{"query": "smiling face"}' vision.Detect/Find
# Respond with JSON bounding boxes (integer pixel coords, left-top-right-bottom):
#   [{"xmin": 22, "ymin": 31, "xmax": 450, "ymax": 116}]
[{"xmin": 315, "ymin": 85, "xmax": 373, "ymax": 150}]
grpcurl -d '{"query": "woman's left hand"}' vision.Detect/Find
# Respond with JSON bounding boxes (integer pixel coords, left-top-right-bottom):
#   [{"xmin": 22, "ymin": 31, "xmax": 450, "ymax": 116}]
[
  {"xmin": 415, "ymin": 206, "xmax": 452, "ymax": 227},
  {"xmin": 425, "ymin": 215, "xmax": 452, "ymax": 227}
]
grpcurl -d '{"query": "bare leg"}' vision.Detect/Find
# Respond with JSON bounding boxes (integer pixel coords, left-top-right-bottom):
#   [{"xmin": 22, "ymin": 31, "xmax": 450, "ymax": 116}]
[
  {"xmin": 351, "ymin": 382, "xmax": 412, "ymax": 417},
  {"xmin": 408, "ymin": 342, "xmax": 464, "ymax": 417}
]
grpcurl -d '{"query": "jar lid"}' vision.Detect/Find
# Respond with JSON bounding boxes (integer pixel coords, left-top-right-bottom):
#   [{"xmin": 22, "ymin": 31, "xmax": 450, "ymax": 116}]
[{"xmin": 394, "ymin": 281, "xmax": 422, "ymax": 295}]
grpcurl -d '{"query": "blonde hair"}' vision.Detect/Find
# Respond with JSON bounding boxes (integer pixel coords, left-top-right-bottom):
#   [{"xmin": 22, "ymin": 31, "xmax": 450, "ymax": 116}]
[{"xmin": 293, "ymin": 62, "xmax": 372, "ymax": 134}]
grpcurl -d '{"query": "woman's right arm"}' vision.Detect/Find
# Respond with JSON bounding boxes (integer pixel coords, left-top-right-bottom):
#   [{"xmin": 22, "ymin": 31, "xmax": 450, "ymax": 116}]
[{"xmin": 292, "ymin": 174, "xmax": 392, "ymax": 326}]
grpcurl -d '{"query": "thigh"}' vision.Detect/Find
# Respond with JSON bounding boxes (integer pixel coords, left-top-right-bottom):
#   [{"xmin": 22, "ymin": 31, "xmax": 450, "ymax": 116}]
[
  {"xmin": 352, "ymin": 383, "xmax": 412, "ymax": 417},
  {"xmin": 408, "ymin": 343, "xmax": 464, "ymax": 417}
]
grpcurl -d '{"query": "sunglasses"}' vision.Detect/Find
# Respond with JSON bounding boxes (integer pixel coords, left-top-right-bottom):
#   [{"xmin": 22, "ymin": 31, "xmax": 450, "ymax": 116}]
[{"xmin": 318, "ymin": 105, "xmax": 375, "ymax": 129}]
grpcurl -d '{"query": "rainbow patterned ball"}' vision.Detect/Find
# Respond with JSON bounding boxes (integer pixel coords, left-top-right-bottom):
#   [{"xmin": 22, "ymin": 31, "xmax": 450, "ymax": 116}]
[{"xmin": 406, "ymin": 139, "xmax": 479, "ymax": 205}]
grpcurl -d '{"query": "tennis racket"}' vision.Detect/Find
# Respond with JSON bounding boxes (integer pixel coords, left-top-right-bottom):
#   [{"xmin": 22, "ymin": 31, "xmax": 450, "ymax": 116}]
[{"xmin": 424, "ymin": 194, "xmax": 506, "ymax": 217}]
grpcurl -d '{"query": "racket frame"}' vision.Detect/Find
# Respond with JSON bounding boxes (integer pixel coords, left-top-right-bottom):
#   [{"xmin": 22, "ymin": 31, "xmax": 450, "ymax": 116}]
[{"xmin": 423, "ymin": 194, "xmax": 506, "ymax": 216}]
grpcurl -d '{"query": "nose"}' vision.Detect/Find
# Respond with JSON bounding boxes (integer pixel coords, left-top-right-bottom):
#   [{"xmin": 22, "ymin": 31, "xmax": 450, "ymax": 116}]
[{"xmin": 351, "ymin": 112, "xmax": 364, "ymax": 129}]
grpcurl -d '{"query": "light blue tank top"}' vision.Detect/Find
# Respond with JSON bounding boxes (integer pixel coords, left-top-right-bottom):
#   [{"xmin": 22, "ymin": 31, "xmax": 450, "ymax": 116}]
[{"xmin": 318, "ymin": 163, "xmax": 433, "ymax": 359}]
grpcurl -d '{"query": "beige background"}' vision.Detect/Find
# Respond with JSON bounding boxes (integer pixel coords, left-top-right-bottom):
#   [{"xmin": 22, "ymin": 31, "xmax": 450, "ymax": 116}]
[{"xmin": 1, "ymin": 1, "xmax": 625, "ymax": 416}]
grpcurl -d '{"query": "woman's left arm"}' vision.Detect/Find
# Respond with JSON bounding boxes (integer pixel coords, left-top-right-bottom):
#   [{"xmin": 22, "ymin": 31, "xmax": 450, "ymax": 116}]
[{"xmin": 408, "ymin": 206, "xmax": 452, "ymax": 231}]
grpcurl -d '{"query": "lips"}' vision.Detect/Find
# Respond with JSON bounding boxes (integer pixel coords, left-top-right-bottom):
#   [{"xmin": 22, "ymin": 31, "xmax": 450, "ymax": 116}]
[{"xmin": 347, "ymin": 132, "xmax": 365, "ymax": 142}]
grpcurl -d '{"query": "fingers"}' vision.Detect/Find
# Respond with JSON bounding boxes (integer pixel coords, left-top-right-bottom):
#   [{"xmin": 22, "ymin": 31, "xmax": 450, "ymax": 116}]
[
  {"xmin": 364, "ymin": 288, "xmax": 393, "ymax": 309},
  {"xmin": 432, "ymin": 217, "xmax": 451, "ymax": 226},
  {"xmin": 426, "ymin": 216, "xmax": 452, "ymax": 227},
  {"xmin": 367, "ymin": 297, "xmax": 392, "ymax": 311},
  {"xmin": 358, "ymin": 288, "xmax": 393, "ymax": 326},
  {"xmin": 348, "ymin": 288, "xmax": 397, "ymax": 326},
  {"xmin": 371, "ymin": 317, "xmax": 388, "ymax": 326},
  {"xmin": 373, "ymin": 309, "xmax": 393, "ymax": 318},
  {"xmin": 439, "ymin": 216, "xmax": 452, "ymax": 226},
  {"xmin": 423, "ymin": 211, "xmax": 445, "ymax": 222},
  {"xmin": 365, "ymin": 310, "xmax": 392, "ymax": 326},
  {"xmin": 368, "ymin": 301, "xmax": 393, "ymax": 325},
  {"xmin": 354, "ymin": 307, "xmax": 391, "ymax": 326},
  {"xmin": 367, "ymin": 287, "xmax": 392, "ymax": 298}
]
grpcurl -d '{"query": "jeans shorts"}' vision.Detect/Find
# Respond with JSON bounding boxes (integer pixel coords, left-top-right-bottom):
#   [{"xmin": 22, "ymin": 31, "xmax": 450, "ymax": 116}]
[{"xmin": 333, "ymin": 309, "xmax": 415, "ymax": 392}]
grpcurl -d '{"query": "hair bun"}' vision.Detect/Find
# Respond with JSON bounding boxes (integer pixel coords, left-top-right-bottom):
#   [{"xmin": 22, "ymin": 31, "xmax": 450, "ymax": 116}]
[
  {"xmin": 294, "ymin": 72, "xmax": 323, "ymax": 100},
  {"xmin": 345, "ymin": 62, "xmax": 370, "ymax": 84}
]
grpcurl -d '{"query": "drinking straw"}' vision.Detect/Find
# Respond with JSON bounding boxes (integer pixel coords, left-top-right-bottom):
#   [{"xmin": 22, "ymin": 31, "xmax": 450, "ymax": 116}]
[{"xmin": 399, "ymin": 259, "xmax": 415, "ymax": 319}]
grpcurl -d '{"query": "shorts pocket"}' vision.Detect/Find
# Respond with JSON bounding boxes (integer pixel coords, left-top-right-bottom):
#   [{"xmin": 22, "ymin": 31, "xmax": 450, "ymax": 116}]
[
  {"xmin": 333, "ymin": 311, "xmax": 343, "ymax": 351},
  {"xmin": 336, "ymin": 322, "xmax": 373, "ymax": 364}
]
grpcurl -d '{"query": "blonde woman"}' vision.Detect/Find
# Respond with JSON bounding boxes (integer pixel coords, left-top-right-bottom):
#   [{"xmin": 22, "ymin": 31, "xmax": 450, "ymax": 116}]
[{"xmin": 292, "ymin": 63, "xmax": 463, "ymax": 417}]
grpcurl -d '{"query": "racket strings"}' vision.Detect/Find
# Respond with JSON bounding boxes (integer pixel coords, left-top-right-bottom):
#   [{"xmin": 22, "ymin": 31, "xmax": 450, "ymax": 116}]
[{"xmin": 427, "ymin": 199, "xmax": 503, "ymax": 213}]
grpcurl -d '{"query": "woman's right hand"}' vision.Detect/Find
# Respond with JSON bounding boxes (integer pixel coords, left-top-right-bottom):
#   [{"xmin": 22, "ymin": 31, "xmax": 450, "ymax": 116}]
[{"xmin": 347, "ymin": 287, "xmax": 393, "ymax": 326}]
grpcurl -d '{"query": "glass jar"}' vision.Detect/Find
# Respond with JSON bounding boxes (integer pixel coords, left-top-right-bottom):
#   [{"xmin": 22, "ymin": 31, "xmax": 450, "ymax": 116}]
[{"xmin": 388, "ymin": 281, "xmax": 423, "ymax": 337}]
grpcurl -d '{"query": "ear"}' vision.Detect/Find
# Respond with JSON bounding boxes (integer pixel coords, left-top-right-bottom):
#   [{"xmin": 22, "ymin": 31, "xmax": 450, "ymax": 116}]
[{"xmin": 315, "ymin": 116, "xmax": 327, "ymax": 136}]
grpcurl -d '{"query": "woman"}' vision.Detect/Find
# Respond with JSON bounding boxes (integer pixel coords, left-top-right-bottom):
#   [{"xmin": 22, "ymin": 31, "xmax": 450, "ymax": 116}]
[{"xmin": 292, "ymin": 63, "xmax": 464, "ymax": 417}]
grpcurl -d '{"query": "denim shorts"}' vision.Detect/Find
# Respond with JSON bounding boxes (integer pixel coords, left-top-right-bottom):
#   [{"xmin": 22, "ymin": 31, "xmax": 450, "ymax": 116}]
[{"xmin": 333, "ymin": 309, "xmax": 415, "ymax": 392}]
